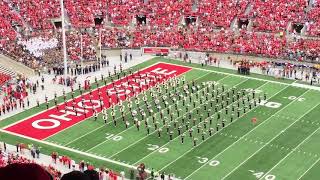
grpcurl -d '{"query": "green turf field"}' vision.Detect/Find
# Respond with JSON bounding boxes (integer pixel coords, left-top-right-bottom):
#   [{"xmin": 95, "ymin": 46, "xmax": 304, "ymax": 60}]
[{"xmin": 1, "ymin": 58, "xmax": 320, "ymax": 180}]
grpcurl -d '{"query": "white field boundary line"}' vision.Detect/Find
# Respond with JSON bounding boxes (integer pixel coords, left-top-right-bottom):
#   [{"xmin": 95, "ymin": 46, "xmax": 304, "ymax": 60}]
[
  {"xmin": 133, "ymin": 80, "xmax": 268, "ymax": 166},
  {"xmin": 297, "ymin": 157, "xmax": 320, "ymax": 180},
  {"xmin": 112, "ymin": 77, "xmax": 250, "ymax": 160},
  {"xmin": 160, "ymin": 62, "xmax": 320, "ymax": 92},
  {"xmin": 2, "ymin": 62, "xmax": 163, "ymax": 131},
  {"xmin": 84, "ymin": 72, "xmax": 216, "ymax": 152},
  {"xmin": 0, "ymin": 129, "xmax": 141, "ymax": 172},
  {"xmin": 221, "ymin": 90, "xmax": 318, "ymax": 180},
  {"xmin": 261, "ymin": 114, "xmax": 320, "ymax": 179},
  {"xmin": 169, "ymin": 82, "xmax": 288, "ymax": 179},
  {"xmin": 63, "ymin": 69, "xmax": 203, "ymax": 146}
]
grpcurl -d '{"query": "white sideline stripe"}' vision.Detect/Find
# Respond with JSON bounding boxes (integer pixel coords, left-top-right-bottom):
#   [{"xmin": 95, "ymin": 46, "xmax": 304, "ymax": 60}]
[
  {"xmin": 221, "ymin": 90, "xmax": 318, "ymax": 180},
  {"xmin": 64, "ymin": 69, "xmax": 210, "ymax": 146},
  {"xmin": 87, "ymin": 73, "xmax": 230, "ymax": 154},
  {"xmin": 133, "ymin": 79, "xmax": 265, "ymax": 165},
  {"xmin": 297, "ymin": 157, "xmax": 320, "ymax": 180},
  {"xmin": 0, "ymin": 129, "xmax": 141, "ymax": 172},
  {"xmin": 159, "ymin": 82, "xmax": 287, "ymax": 174},
  {"xmin": 2, "ymin": 62, "xmax": 162, "ymax": 131},
  {"xmin": 161, "ymin": 62, "xmax": 320, "ymax": 91},
  {"xmin": 261, "ymin": 119, "xmax": 320, "ymax": 179},
  {"xmin": 292, "ymin": 82, "xmax": 320, "ymax": 91},
  {"xmin": 184, "ymin": 87, "xmax": 308, "ymax": 180},
  {"xmin": 110, "ymin": 76, "xmax": 242, "ymax": 159}
]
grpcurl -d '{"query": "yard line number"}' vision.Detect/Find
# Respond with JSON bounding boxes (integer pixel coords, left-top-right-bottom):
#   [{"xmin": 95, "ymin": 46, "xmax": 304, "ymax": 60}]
[
  {"xmin": 105, "ymin": 133, "xmax": 123, "ymax": 141},
  {"xmin": 283, "ymin": 96, "xmax": 305, "ymax": 102},
  {"xmin": 245, "ymin": 88, "xmax": 263, "ymax": 94},
  {"xmin": 147, "ymin": 144, "xmax": 169, "ymax": 153},
  {"xmin": 196, "ymin": 156, "xmax": 220, "ymax": 167},
  {"xmin": 259, "ymin": 100, "xmax": 282, "ymax": 109},
  {"xmin": 259, "ymin": 95, "xmax": 306, "ymax": 109},
  {"xmin": 249, "ymin": 170, "xmax": 276, "ymax": 180}
]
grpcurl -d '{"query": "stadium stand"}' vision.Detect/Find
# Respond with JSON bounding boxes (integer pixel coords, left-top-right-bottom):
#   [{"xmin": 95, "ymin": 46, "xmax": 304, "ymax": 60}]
[{"xmin": 0, "ymin": 0, "xmax": 319, "ymax": 67}]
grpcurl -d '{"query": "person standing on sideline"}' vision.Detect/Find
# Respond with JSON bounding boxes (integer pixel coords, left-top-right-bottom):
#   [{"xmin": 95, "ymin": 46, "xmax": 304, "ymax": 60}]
[
  {"xmin": 160, "ymin": 172, "xmax": 165, "ymax": 180},
  {"xmin": 94, "ymin": 111, "xmax": 98, "ymax": 121},
  {"xmin": 36, "ymin": 147, "xmax": 40, "ymax": 158},
  {"xmin": 3, "ymin": 142, "xmax": 6, "ymax": 152},
  {"xmin": 16, "ymin": 143, "xmax": 19, "ymax": 152}
]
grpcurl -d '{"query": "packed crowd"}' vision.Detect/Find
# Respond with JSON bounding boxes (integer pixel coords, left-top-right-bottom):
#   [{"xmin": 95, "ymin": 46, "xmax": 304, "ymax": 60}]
[
  {"xmin": 0, "ymin": 150, "xmax": 62, "ymax": 179},
  {"xmin": 306, "ymin": 0, "xmax": 320, "ymax": 36},
  {"xmin": 0, "ymin": 141, "xmax": 128, "ymax": 180},
  {"xmin": 0, "ymin": 74, "xmax": 35, "ymax": 117},
  {"xmin": 0, "ymin": 0, "xmax": 320, "ymax": 69},
  {"xmin": 0, "ymin": 73, "xmax": 11, "ymax": 87},
  {"xmin": 4, "ymin": 0, "xmax": 318, "ymax": 33},
  {"xmin": 198, "ymin": 0, "xmax": 249, "ymax": 29},
  {"xmin": 231, "ymin": 58, "xmax": 320, "ymax": 84},
  {"xmin": 248, "ymin": 0, "xmax": 307, "ymax": 33},
  {"xmin": 10, "ymin": 0, "xmax": 60, "ymax": 30}
]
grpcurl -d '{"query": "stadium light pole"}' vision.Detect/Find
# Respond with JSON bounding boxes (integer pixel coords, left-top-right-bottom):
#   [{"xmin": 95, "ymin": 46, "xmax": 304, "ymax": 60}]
[
  {"xmin": 99, "ymin": 28, "xmax": 102, "ymax": 68},
  {"xmin": 80, "ymin": 33, "xmax": 83, "ymax": 73},
  {"xmin": 60, "ymin": 0, "xmax": 68, "ymax": 83}
]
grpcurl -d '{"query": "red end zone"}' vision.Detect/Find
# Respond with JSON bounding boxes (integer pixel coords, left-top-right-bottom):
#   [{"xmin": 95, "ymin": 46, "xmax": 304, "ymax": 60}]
[{"xmin": 4, "ymin": 63, "xmax": 191, "ymax": 140}]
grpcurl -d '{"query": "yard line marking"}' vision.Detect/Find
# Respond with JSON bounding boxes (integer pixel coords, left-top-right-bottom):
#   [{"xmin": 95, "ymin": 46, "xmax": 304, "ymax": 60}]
[
  {"xmin": 297, "ymin": 157, "xmax": 320, "ymax": 180},
  {"xmin": 161, "ymin": 61, "xmax": 320, "ymax": 91},
  {"xmin": 260, "ymin": 115, "xmax": 320, "ymax": 179},
  {"xmin": 221, "ymin": 90, "xmax": 318, "ymax": 180},
  {"xmin": 63, "ymin": 68, "xmax": 202, "ymax": 146},
  {"xmin": 110, "ymin": 76, "xmax": 247, "ymax": 159},
  {"xmin": 156, "ymin": 82, "xmax": 285, "ymax": 174},
  {"xmin": 86, "ymin": 73, "xmax": 219, "ymax": 153}
]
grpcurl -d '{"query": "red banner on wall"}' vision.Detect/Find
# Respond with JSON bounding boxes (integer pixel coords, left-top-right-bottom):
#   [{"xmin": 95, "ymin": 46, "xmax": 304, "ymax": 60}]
[{"xmin": 143, "ymin": 47, "xmax": 169, "ymax": 55}]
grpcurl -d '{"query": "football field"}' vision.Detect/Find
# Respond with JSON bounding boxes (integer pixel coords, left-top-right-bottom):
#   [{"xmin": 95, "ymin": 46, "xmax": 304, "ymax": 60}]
[{"xmin": 1, "ymin": 58, "xmax": 320, "ymax": 180}]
